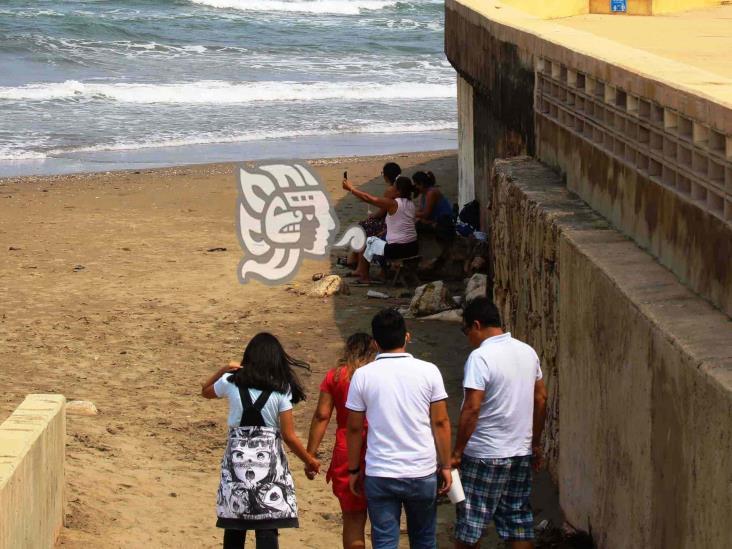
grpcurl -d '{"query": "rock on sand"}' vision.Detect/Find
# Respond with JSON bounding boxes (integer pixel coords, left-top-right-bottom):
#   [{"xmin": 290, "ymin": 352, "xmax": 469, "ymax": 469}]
[
  {"xmin": 304, "ymin": 275, "xmax": 350, "ymax": 298},
  {"xmin": 409, "ymin": 281, "xmax": 457, "ymax": 317}
]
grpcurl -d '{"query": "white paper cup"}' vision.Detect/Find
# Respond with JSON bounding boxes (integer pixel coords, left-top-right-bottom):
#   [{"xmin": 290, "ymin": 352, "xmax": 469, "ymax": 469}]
[{"xmin": 447, "ymin": 469, "xmax": 465, "ymax": 504}]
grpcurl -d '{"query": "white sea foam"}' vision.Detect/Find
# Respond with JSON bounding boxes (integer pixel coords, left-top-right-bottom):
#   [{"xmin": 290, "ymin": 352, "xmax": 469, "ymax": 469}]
[
  {"xmin": 189, "ymin": 0, "xmax": 398, "ymax": 15},
  {"xmin": 0, "ymin": 80, "xmax": 455, "ymax": 104},
  {"xmin": 54, "ymin": 121, "xmax": 456, "ymax": 153},
  {"xmin": 0, "ymin": 148, "xmax": 48, "ymax": 161},
  {"xmin": 0, "ymin": 121, "xmax": 456, "ymax": 160}
]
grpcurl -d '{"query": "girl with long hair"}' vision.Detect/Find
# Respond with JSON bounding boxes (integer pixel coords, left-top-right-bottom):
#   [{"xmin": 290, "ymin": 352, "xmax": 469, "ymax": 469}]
[
  {"xmin": 201, "ymin": 333, "xmax": 320, "ymax": 549},
  {"xmin": 305, "ymin": 333, "xmax": 376, "ymax": 549}
]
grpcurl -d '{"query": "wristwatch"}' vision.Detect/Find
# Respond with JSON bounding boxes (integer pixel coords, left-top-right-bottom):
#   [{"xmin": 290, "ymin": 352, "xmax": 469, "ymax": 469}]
[{"xmin": 348, "ymin": 466, "xmax": 360, "ymax": 475}]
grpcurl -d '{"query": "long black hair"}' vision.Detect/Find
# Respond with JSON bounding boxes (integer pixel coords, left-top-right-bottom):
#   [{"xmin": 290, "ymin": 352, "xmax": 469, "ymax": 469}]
[
  {"xmin": 382, "ymin": 162, "xmax": 401, "ymax": 184},
  {"xmin": 228, "ymin": 333, "xmax": 310, "ymax": 404},
  {"xmin": 394, "ymin": 175, "xmax": 414, "ymax": 199},
  {"xmin": 412, "ymin": 171, "xmax": 436, "ymax": 189}
]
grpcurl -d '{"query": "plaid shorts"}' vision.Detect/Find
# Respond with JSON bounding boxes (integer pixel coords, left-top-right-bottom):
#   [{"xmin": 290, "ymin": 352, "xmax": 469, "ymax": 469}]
[{"xmin": 454, "ymin": 454, "xmax": 534, "ymax": 544}]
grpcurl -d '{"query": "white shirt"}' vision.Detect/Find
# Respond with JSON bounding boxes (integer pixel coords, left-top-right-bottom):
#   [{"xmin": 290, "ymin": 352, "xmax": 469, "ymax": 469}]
[
  {"xmin": 346, "ymin": 352, "xmax": 448, "ymax": 478},
  {"xmin": 214, "ymin": 373, "xmax": 292, "ymax": 428},
  {"xmin": 385, "ymin": 198, "xmax": 417, "ymax": 244},
  {"xmin": 463, "ymin": 333, "xmax": 542, "ymax": 459}
]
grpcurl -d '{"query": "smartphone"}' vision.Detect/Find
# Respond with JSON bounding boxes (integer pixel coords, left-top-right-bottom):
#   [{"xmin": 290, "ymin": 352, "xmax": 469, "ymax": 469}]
[{"xmin": 343, "ymin": 170, "xmax": 348, "ymax": 179}]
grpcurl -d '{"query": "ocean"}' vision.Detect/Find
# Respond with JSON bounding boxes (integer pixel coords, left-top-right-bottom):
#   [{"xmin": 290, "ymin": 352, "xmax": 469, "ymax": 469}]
[{"xmin": 0, "ymin": 0, "xmax": 456, "ymax": 176}]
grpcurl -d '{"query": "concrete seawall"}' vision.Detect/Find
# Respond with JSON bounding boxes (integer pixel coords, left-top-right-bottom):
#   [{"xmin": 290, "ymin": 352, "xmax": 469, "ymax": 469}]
[
  {"xmin": 0, "ymin": 394, "xmax": 66, "ymax": 549},
  {"xmin": 492, "ymin": 157, "xmax": 732, "ymax": 548},
  {"xmin": 446, "ymin": 0, "xmax": 732, "ymax": 318}
]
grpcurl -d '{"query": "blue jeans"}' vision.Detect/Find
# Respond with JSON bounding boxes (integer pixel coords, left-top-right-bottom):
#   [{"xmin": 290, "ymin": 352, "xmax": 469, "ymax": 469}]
[{"xmin": 364, "ymin": 474, "xmax": 437, "ymax": 549}]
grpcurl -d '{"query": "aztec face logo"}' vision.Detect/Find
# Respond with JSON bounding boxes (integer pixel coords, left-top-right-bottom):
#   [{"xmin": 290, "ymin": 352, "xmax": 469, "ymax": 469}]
[{"xmin": 237, "ymin": 162, "xmax": 365, "ymax": 284}]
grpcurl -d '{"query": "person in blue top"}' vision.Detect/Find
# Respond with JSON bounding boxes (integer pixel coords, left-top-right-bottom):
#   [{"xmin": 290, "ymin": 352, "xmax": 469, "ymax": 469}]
[{"xmin": 413, "ymin": 171, "xmax": 455, "ymax": 242}]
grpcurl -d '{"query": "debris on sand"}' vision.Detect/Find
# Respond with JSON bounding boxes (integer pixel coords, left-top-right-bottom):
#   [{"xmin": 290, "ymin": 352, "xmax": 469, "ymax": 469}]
[
  {"xmin": 206, "ymin": 247, "xmax": 227, "ymax": 253},
  {"xmin": 366, "ymin": 290, "xmax": 390, "ymax": 299},
  {"xmin": 421, "ymin": 309, "xmax": 462, "ymax": 322}
]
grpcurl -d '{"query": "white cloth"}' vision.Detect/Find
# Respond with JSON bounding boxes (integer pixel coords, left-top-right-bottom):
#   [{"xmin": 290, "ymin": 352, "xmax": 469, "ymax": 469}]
[
  {"xmin": 346, "ymin": 352, "xmax": 448, "ymax": 478},
  {"xmin": 363, "ymin": 235, "xmax": 387, "ymax": 263},
  {"xmin": 462, "ymin": 333, "xmax": 543, "ymax": 459},
  {"xmin": 214, "ymin": 373, "xmax": 293, "ymax": 428},
  {"xmin": 385, "ymin": 198, "xmax": 417, "ymax": 244}
]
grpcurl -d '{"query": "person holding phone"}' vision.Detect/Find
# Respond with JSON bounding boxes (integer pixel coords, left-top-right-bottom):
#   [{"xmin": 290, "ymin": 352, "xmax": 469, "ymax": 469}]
[
  {"xmin": 340, "ymin": 163, "xmax": 401, "ymax": 276},
  {"xmin": 342, "ymin": 174, "xmax": 417, "ymax": 284}
]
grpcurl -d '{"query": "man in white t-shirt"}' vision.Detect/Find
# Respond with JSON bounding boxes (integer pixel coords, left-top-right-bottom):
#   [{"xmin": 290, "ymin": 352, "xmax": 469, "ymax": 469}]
[
  {"xmin": 451, "ymin": 297, "xmax": 548, "ymax": 549},
  {"xmin": 345, "ymin": 308, "xmax": 452, "ymax": 549}
]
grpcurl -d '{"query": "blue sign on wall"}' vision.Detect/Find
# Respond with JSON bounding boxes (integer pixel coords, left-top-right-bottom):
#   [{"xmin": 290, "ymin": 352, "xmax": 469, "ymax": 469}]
[{"xmin": 611, "ymin": 0, "xmax": 628, "ymax": 12}]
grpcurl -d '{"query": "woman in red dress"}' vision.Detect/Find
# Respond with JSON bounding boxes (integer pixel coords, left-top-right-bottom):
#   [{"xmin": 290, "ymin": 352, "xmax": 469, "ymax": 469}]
[{"xmin": 305, "ymin": 333, "xmax": 375, "ymax": 549}]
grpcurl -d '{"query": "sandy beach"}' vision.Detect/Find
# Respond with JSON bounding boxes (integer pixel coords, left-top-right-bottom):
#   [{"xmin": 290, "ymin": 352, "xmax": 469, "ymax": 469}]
[{"xmin": 0, "ymin": 150, "xmax": 498, "ymax": 548}]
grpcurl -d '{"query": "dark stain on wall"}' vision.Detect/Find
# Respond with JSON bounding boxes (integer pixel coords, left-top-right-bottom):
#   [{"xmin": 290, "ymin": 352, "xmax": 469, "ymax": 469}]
[
  {"xmin": 541, "ymin": 118, "xmax": 732, "ymax": 317},
  {"xmin": 446, "ymin": 5, "xmax": 535, "ymax": 227}
]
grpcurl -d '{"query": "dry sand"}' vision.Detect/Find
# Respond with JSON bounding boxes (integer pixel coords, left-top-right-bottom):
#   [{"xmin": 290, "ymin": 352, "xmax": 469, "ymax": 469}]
[
  {"xmin": 1, "ymin": 150, "xmax": 560, "ymax": 548},
  {"xmin": 0, "ymin": 151, "xmax": 482, "ymax": 548}
]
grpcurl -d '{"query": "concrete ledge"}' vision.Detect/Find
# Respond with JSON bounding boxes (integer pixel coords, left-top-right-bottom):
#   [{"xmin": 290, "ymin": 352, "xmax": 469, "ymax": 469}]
[
  {"xmin": 446, "ymin": 0, "xmax": 732, "ymax": 128},
  {"xmin": 0, "ymin": 394, "xmax": 66, "ymax": 549},
  {"xmin": 492, "ymin": 157, "xmax": 732, "ymax": 548}
]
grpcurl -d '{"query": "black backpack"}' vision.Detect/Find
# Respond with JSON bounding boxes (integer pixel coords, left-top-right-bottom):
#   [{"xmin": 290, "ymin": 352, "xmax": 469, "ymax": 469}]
[{"xmin": 458, "ymin": 199, "xmax": 480, "ymax": 230}]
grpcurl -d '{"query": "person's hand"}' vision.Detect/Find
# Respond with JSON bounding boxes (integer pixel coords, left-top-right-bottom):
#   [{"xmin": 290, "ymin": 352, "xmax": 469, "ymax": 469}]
[
  {"xmin": 342, "ymin": 178, "xmax": 353, "ymax": 192},
  {"xmin": 532, "ymin": 445, "xmax": 544, "ymax": 472},
  {"xmin": 224, "ymin": 362, "xmax": 242, "ymax": 373},
  {"xmin": 305, "ymin": 456, "xmax": 320, "ymax": 475},
  {"xmin": 304, "ymin": 463, "xmax": 318, "ymax": 480},
  {"xmin": 438, "ymin": 467, "xmax": 452, "ymax": 496},
  {"xmin": 348, "ymin": 472, "xmax": 362, "ymax": 497},
  {"xmin": 450, "ymin": 451, "xmax": 462, "ymax": 470}
]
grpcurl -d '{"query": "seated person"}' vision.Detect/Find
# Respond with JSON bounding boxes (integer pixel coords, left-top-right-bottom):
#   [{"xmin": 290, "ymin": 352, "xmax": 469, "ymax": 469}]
[
  {"xmin": 342, "ymin": 162, "xmax": 401, "ymax": 270},
  {"xmin": 413, "ymin": 171, "xmax": 454, "ymax": 241},
  {"xmin": 342, "ymin": 175, "xmax": 417, "ymax": 284}
]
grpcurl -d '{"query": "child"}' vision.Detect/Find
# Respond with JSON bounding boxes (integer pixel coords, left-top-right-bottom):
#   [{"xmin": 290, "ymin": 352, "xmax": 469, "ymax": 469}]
[
  {"xmin": 305, "ymin": 333, "xmax": 376, "ymax": 549},
  {"xmin": 201, "ymin": 332, "xmax": 321, "ymax": 549}
]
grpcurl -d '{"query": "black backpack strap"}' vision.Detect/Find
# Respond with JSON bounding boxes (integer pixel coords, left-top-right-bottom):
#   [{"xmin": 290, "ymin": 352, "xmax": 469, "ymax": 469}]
[
  {"xmin": 238, "ymin": 385, "xmax": 255, "ymax": 410},
  {"xmin": 252, "ymin": 390, "xmax": 273, "ymax": 412}
]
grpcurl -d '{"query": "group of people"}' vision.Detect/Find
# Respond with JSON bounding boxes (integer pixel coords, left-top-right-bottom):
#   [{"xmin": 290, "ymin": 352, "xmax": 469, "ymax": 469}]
[
  {"xmin": 342, "ymin": 162, "xmax": 454, "ymax": 284},
  {"xmin": 202, "ymin": 297, "xmax": 548, "ymax": 549}
]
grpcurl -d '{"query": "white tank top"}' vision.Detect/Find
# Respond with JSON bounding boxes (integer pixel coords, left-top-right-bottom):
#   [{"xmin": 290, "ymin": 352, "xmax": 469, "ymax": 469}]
[{"xmin": 386, "ymin": 198, "xmax": 417, "ymax": 244}]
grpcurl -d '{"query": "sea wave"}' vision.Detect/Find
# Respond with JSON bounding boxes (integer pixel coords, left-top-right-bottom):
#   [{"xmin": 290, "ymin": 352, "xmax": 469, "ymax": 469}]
[
  {"xmin": 0, "ymin": 148, "xmax": 49, "ymax": 161},
  {"xmin": 189, "ymin": 0, "xmax": 398, "ymax": 15},
  {"xmin": 0, "ymin": 80, "xmax": 456, "ymax": 104},
  {"xmin": 0, "ymin": 121, "xmax": 456, "ymax": 160}
]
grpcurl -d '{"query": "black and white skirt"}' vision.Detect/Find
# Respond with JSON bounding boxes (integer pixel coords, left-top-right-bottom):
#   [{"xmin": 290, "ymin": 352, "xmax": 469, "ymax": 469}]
[{"xmin": 216, "ymin": 426, "xmax": 299, "ymax": 530}]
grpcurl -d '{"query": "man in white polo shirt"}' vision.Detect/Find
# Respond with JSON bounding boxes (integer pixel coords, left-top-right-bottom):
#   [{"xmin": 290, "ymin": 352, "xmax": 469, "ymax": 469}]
[
  {"xmin": 451, "ymin": 297, "xmax": 547, "ymax": 549},
  {"xmin": 345, "ymin": 308, "xmax": 452, "ymax": 549}
]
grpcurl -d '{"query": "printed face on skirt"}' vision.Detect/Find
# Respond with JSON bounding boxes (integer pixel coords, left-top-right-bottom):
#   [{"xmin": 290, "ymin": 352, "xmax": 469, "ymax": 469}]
[{"xmin": 230, "ymin": 436, "xmax": 276, "ymax": 488}]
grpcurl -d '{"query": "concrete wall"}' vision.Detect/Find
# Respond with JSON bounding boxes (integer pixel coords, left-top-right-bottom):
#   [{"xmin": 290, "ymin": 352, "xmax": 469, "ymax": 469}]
[
  {"xmin": 0, "ymin": 394, "xmax": 66, "ymax": 549},
  {"xmin": 492, "ymin": 157, "xmax": 732, "ymax": 549},
  {"xmin": 500, "ymin": 0, "xmax": 588, "ymax": 18},
  {"xmin": 502, "ymin": 0, "xmax": 721, "ymax": 16},
  {"xmin": 446, "ymin": 0, "xmax": 732, "ymax": 317},
  {"xmin": 590, "ymin": 0, "xmax": 653, "ymax": 14},
  {"xmin": 446, "ymin": 2, "xmax": 536, "ymax": 229},
  {"xmin": 457, "ymin": 75, "xmax": 476, "ymax": 208},
  {"xmin": 651, "ymin": 0, "xmax": 722, "ymax": 13}
]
